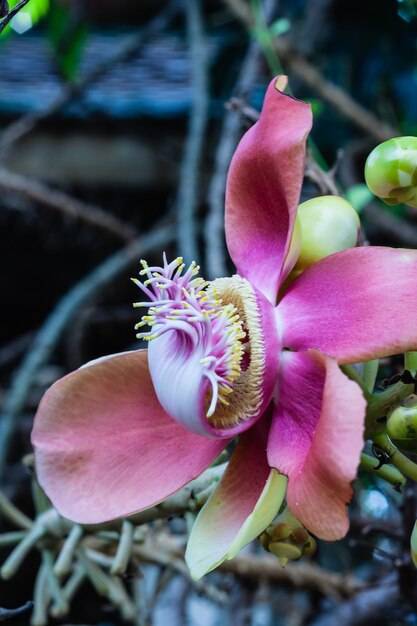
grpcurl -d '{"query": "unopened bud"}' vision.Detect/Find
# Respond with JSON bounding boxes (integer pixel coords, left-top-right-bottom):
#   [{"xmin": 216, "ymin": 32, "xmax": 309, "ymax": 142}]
[
  {"xmin": 291, "ymin": 526, "xmax": 309, "ymax": 545},
  {"xmin": 268, "ymin": 522, "xmax": 293, "ymax": 541},
  {"xmin": 269, "ymin": 541, "xmax": 302, "ymax": 567},
  {"xmin": 303, "ymin": 535, "xmax": 317, "ymax": 556},
  {"xmin": 387, "ymin": 395, "xmax": 417, "ymax": 443},
  {"xmin": 259, "ymin": 507, "xmax": 316, "ymax": 567},
  {"xmin": 365, "ymin": 137, "xmax": 417, "ymax": 209},
  {"xmin": 293, "ymin": 196, "xmax": 360, "ymax": 271}
]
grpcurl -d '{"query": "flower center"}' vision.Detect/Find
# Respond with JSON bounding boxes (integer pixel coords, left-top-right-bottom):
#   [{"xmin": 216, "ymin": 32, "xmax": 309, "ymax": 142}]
[{"xmin": 133, "ymin": 256, "xmax": 266, "ymax": 430}]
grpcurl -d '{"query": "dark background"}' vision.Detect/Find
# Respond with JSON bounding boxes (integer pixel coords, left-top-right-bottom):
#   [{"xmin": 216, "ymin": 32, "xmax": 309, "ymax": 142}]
[{"xmin": 0, "ymin": 1, "xmax": 417, "ymax": 624}]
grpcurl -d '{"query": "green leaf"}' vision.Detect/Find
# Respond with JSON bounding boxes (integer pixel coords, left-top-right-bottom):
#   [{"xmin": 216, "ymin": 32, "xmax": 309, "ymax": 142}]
[{"xmin": 47, "ymin": 3, "xmax": 88, "ymax": 81}]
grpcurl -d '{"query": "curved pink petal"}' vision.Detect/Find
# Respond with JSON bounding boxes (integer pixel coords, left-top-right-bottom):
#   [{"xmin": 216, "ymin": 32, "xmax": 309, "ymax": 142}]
[
  {"xmin": 268, "ymin": 350, "xmax": 366, "ymax": 540},
  {"xmin": 32, "ymin": 350, "xmax": 227, "ymax": 524},
  {"xmin": 278, "ymin": 247, "xmax": 417, "ymax": 363},
  {"xmin": 186, "ymin": 419, "xmax": 287, "ymax": 579},
  {"xmin": 225, "ymin": 76, "xmax": 312, "ymax": 303}
]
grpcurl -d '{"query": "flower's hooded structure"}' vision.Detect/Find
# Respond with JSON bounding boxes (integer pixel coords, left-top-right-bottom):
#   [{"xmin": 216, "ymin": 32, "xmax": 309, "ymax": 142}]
[{"xmin": 32, "ymin": 77, "xmax": 417, "ymax": 579}]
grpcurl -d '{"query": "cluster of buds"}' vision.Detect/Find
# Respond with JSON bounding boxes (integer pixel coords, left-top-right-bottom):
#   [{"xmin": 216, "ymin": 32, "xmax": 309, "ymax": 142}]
[
  {"xmin": 364, "ymin": 135, "xmax": 417, "ymax": 566},
  {"xmin": 386, "ymin": 394, "xmax": 417, "ymax": 453},
  {"xmin": 259, "ymin": 508, "xmax": 316, "ymax": 567}
]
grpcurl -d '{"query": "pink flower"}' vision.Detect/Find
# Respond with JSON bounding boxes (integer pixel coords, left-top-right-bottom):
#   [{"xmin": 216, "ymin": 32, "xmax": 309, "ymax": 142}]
[{"xmin": 32, "ymin": 77, "xmax": 417, "ymax": 579}]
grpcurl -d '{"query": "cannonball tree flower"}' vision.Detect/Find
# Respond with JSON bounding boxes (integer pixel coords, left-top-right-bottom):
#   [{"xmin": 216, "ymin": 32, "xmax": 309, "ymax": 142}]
[{"xmin": 32, "ymin": 77, "xmax": 417, "ymax": 580}]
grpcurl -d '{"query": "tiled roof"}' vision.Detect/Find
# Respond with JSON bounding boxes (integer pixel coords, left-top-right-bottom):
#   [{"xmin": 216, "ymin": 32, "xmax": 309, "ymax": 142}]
[{"xmin": 0, "ymin": 32, "xmax": 219, "ymax": 117}]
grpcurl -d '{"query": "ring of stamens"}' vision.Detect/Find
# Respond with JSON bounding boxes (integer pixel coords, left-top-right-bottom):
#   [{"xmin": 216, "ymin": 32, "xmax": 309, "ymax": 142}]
[
  {"xmin": 133, "ymin": 256, "xmax": 265, "ymax": 429},
  {"xmin": 206, "ymin": 276, "xmax": 265, "ymax": 429}
]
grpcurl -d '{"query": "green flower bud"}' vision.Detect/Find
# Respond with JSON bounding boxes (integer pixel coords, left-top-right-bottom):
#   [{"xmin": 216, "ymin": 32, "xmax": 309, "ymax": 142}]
[
  {"xmin": 294, "ymin": 196, "xmax": 360, "ymax": 271},
  {"xmin": 268, "ymin": 522, "xmax": 293, "ymax": 541},
  {"xmin": 269, "ymin": 541, "xmax": 302, "ymax": 567},
  {"xmin": 386, "ymin": 395, "xmax": 417, "ymax": 442},
  {"xmin": 259, "ymin": 507, "xmax": 316, "ymax": 567},
  {"xmin": 365, "ymin": 137, "xmax": 417, "ymax": 209}
]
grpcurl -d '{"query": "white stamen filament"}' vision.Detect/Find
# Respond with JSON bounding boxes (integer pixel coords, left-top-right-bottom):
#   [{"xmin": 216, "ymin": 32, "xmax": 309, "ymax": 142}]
[{"xmin": 133, "ymin": 257, "xmax": 245, "ymax": 418}]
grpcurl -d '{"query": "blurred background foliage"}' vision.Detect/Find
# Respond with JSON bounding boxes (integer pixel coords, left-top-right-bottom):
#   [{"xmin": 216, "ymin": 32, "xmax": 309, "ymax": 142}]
[{"xmin": 0, "ymin": 1, "xmax": 417, "ymax": 625}]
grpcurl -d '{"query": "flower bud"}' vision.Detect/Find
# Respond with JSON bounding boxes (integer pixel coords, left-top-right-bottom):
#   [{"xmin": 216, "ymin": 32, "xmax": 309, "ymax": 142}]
[
  {"xmin": 259, "ymin": 507, "xmax": 316, "ymax": 567},
  {"xmin": 269, "ymin": 541, "xmax": 303, "ymax": 564},
  {"xmin": 365, "ymin": 137, "xmax": 417, "ymax": 209},
  {"xmin": 386, "ymin": 395, "xmax": 417, "ymax": 445},
  {"xmin": 293, "ymin": 196, "xmax": 360, "ymax": 271}
]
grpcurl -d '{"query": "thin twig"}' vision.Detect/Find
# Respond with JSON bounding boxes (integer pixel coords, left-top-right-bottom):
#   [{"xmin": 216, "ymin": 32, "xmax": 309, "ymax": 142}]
[
  {"xmin": 147, "ymin": 535, "xmax": 366, "ymax": 600},
  {"xmin": 364, "ymin": 203, "xmax": 417, "ymax": 247},
  {"xmin": 0, "ymin": 221, "xmax": 175, "ymax": 477},
  {"xmin": 309, "ymin": 576, "xmax": 399, "ymax": 626},
  {"xmin": 305, "ymin": 151, "xmax": 341, "ymax": 196},
  {"xmin": 217, "ymin": 554, "xmax": 366, "ymax": 599},
  {"xmin": 136, "ymin": 544, "xmax": 228, "ymax": 605},
  {"xmin": 0, "ymin": 601, "xmax": 33, "ymax": 622},
  {"xmin": 76, "ymin": 547, "xmax": 136, "ymax": 620},
  {"xmin": 50, "ymin": 565, "xmax": 85, "ymax": 618},
  {"xmin": 177, "ymin": 0, "xmax": 208, "ymax": 263},
  {"xmin": 0, "ymin": 0, "xmax": 182, "ymax": 156},
  {"xmin": 54, "ymin": 524, "xmax": 84, "ymax": 578},
  {"xmin": 0, "ymin": 0, "xmax": 31, "ymax": 35},
  {"xmin": 205, "ymin": 0, "xmax": 277, "ymax": 278},
  {"xmin": 0, "ymin": 531, "xmax": 27, "ymax": 547},
  {"xmin": 275, "ymin": 42, "xmax": 398, "ymax": 142},
  {"xmin": 31, "ymin": 563, "xmax": 49, "ymax": 626},
  {"xmin": 0, "ymin": 168, "xmax": 137, "ymax": 242},
  {"xmin": 111, "ymin": 520, "xmax": 134, "ymax": 575},
  {"xmin": 0, "ymin": 332, "xmax": 34, "ymax": 369},
  {"xmin": 1, "ymin": 521, "xmax": 46, "ymax": 579},
  {"xmin": 41, "ymin": 550, "xmax": 68, "ymax": 617},
  {"xmin": 0, "ymin": 490, "xmax": 33, "ymax": 530}
]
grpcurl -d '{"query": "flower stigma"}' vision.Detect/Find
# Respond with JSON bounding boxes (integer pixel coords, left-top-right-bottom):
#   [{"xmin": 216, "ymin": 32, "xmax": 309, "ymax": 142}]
[{"xmin": 133, "ymin": 255, "xmax": 266, "ymax": 430}]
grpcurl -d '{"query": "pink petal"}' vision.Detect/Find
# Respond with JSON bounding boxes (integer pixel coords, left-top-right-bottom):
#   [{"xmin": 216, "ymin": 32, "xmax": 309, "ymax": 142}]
[
  {"xmin": 225, "ymin": 76, "xmax": 312, "ymax": 303},
  {"xmin": 186, "ymin": 420, "xmax": 287, "ymax": 579},
  {"xmin": 31, "ymin": 350, "xmax": 227, "ymax": 524},
  {"xmin": 268, "ymin": 350, "xmax": 366, "ymax": 540},
  {"xmin": 278, "ymin": 247, "xmax": 417, "ymax": 363}
]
